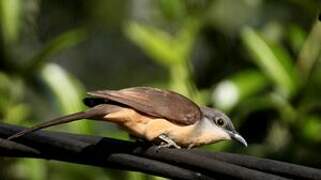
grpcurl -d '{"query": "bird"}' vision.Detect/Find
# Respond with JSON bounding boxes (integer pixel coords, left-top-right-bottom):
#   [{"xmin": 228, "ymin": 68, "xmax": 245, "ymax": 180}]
[{"xmin": 6, "ymin": 87, "xmax": 247, "ymax": 149}]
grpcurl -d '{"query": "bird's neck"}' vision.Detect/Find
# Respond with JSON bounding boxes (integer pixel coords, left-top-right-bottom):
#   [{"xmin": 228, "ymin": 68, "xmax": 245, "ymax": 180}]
[{"xmin": 190, "ymin": 118, "xmax": 227, "ymax": 147}]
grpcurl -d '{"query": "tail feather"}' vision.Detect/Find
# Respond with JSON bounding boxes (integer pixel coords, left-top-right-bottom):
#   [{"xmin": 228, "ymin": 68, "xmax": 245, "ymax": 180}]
[
  {"xmin": 7, "ymin": 104, "xmax": 122, "ymax": 141},
  {"xmin": 7, "ymin": 111, "xmax": 89, "ymax": 141}
]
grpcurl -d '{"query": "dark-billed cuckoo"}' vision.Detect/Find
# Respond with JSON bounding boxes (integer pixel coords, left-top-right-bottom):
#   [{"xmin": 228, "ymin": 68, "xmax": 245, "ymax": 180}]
[{"xmin": 7, "ymin": 87, "xmax": 247, "ymax": 149}]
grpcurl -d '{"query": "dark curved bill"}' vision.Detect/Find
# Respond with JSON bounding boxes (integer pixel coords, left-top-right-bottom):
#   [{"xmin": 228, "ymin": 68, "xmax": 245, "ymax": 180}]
[{"xmin": 228, "ymin": 131, "xmax": 247, "ymax": 147}]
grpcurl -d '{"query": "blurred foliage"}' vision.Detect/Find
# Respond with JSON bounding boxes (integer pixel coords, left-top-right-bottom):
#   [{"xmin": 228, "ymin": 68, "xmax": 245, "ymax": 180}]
[{"xmin": 0, "ymin": 0, "xmax": 321, "ymax": 179}]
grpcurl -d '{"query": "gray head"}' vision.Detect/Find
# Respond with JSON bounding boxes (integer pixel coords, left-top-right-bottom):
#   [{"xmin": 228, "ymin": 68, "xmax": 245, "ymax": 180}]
[{"xmin": 200, "ymin": 107, "xmax": 247, "ymax": 147}]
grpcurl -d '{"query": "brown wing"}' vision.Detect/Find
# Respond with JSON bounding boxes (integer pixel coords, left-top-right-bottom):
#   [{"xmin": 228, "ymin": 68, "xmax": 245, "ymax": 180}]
[{"xmin": 87, "ymin": 87, "xmax": 202, "ymax": 125}]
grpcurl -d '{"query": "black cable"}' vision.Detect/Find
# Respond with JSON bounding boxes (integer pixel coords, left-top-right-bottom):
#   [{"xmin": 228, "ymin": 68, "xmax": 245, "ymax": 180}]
[
  {"xmin": 0, "ymin": 124, "xmax": 213, "ymax": 180},
  {"xmin": 1, "ymin": 123, "xmax": 320, "ymax": 180},
  {"xmin": 192, "ymin": 150, "xmax": 321, "ymax": 180}
]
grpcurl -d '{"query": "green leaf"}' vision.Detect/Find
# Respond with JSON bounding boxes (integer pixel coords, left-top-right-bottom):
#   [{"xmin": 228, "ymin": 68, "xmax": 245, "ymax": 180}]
[
  {"xmin": 269, "ymin": 92, "xmax": 296, "ymax": 124},
  {"xmin": 175, "ymin": 20, "xmax": 199, "ymax": 62},
  {"xmin": 212, "ymin": 70, "xmax": 268, "ymax": 111},
  {"xmin": 297, "ymin": 21, "xmax": 321, "ymax": 80},
  {"xmin": 40, "ymin": 63, "xmax": 91, "ymax": 134},
  {"xmin": 0, "ymin": 72, "xmax": 29, "ymax": 124},
  {"xmin": 0, "ymin": 0, "xmax": 21, "ymax": 44},
  {"xmin": 125, "ymin": 20, "xmax": 199, "ymax": 66},
  {"xmin": 125, "ymin": 20, "xmax": 200, "ymax": 101},
  {"xmin": 241, "ymin": 27, "xmax": 298, "ymax": 97},
  {"xmin": 158, "ymin": 0, "xmax": 186, "ymax": 21},
  {"xmin": 125, "ymin": 22, "xmax": 180, "ymax": 66},
  {"xmin": 0, "ymin": 72, "xmax": 11, "ymax": 109},
  {"xmin": 4, "ymin": 103, "xmax": 29, "ymax": 124},
  {"xmin": 16, "ymin": 159, "xmax": 47, "ymax": 180},
  {"xmin": 302, "ymin": 115, "xmax": 321, "ymax": 142},
  {"xmin": 288, "ymin": 24, "xmax": 307, "ymax": 53},
  {"xmin": 26, "ymin": 28, "xmax": 87, "ymax": 72}
]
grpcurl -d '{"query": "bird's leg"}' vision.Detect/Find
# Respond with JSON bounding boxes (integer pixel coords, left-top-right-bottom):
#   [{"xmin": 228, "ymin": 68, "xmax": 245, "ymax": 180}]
[
  {"xmin": 187, "ymin": 144, "xmax": 195, "ymax": 149},
  {"xmin": 157, "ymin": 134, "xmax": 181, "ymax": 149}
]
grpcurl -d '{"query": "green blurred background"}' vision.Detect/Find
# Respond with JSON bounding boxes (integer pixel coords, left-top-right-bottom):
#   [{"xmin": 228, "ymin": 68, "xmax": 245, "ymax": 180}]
[{"xmin": 0, "ymin": 0, "xmax": 321, "ymax": 179}]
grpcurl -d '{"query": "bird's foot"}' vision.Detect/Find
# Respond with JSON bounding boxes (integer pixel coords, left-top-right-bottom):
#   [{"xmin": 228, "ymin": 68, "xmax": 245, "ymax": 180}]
[{"xmin": 157, "ymin": 134, "xmax": 181, "ymax": 149}]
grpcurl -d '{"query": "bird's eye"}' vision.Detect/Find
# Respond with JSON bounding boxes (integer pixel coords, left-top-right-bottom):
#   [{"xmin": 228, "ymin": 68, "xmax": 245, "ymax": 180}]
[{"xmin": 215, "ymin": 118, "xmax": 225, "ymax": 127}]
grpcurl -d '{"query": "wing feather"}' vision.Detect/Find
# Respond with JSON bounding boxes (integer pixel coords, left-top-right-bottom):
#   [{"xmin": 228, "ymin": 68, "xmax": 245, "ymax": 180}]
[{"xmin": 87, "ymin": 87, "xmax": 201, "ymax": 125}]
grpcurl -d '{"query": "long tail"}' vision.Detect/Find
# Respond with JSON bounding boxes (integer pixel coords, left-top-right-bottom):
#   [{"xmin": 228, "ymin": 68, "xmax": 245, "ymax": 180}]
[{"xmin": 7, "ymin": 111, "xmax": 92, "ymax": 141}]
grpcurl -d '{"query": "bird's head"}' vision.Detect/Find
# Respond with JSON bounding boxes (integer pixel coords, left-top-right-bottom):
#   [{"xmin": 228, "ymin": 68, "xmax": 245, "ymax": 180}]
[{"xmin": 200, "ymin": 107, "xmax": 247, "ymax": 147}]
